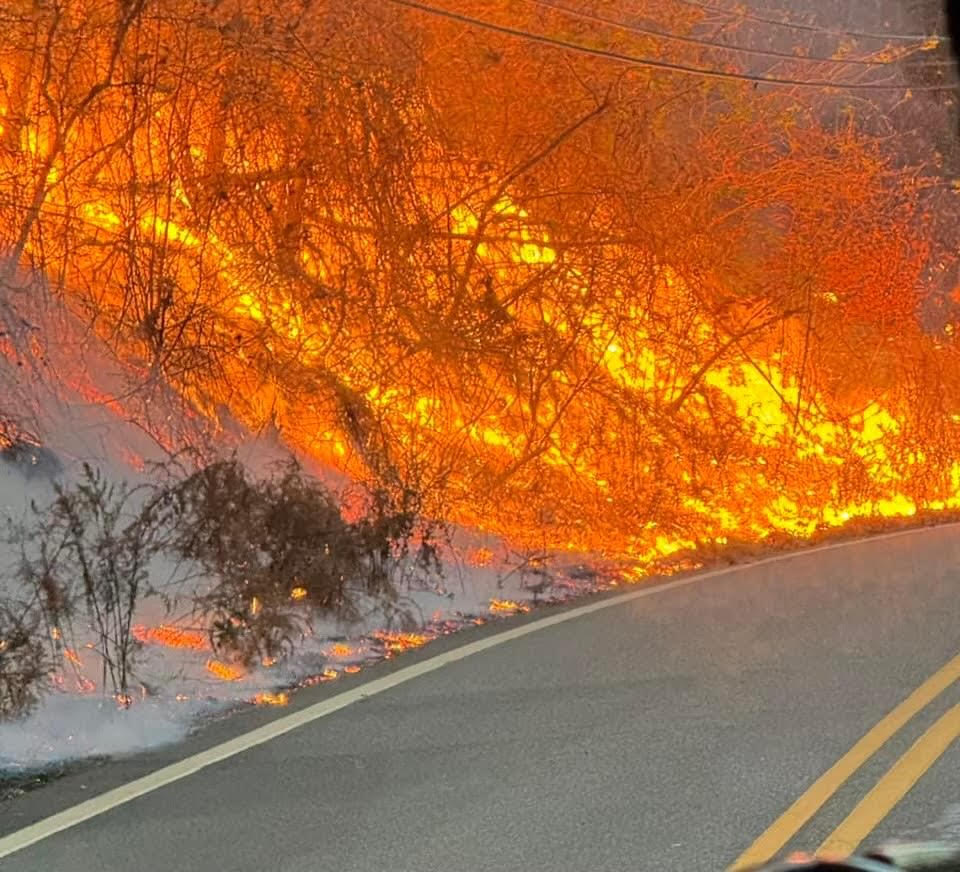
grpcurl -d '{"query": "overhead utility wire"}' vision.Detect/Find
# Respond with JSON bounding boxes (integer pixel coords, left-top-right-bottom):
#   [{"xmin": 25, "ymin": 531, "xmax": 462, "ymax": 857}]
[
  {"xmin": 387, "ymin": 0, "xmax": 956, "ymax": 91},
  {"xmin": 671, "ymin": 0, "xmax": 941, "ymax": 43},
  {"xmin": 528, "ymin": 0, "xmax": 952, "ymax": 68}
]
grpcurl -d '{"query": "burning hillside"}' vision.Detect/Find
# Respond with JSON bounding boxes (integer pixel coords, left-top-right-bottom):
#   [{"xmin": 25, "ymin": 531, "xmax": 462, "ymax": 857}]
[{"xmin": 2, "ymin": 0, "xmax": 960, "ymax": 570}]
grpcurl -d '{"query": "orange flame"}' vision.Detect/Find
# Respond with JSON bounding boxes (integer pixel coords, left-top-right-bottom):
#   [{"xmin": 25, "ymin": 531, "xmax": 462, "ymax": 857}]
[
  {"xmin": 2, "ymin": 4, "xmax": 958, "ymax": 581},
  {"xmin": 371, "ymin": 630, "xmax": 432, "ymax": 652},
  {"xmin": 466, "ymin": 548, "xmax": 495, "ymax": 567},
  {"xmin": 134, "ymin": 625, "xmax": 211, "ymax": 652},
  {"xmin": 489, "ymin": 599, "xmax": 531, "ymax": 615},
  {"xmin": 206, "ymin": 659, "xmax": 246, "ymax": 681}
]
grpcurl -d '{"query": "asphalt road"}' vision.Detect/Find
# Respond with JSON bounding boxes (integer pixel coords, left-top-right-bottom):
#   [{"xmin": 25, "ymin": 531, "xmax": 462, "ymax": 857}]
[{"xmin": 2, "ymin": 525, "xmax": 960, "ymax": 872}]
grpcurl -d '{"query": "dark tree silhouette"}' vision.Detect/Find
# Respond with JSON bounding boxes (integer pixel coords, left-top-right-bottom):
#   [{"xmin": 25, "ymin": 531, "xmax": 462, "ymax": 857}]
[{"xmin": 948, "ymin": 1, "xmax": 960, "ymax": 71}]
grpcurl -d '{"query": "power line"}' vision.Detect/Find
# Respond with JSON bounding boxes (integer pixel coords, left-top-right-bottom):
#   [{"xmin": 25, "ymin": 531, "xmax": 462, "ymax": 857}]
[
  {"xmin": 388, "ymin": 0, "xmax": 956, "ymax": 91},
  {"xmin": 672, "ymin": 0, "xmax": 941, "ymax": 43},
  {"xmin": 529, "ymin": 0, "xmax": 952, "ymax": 69}
]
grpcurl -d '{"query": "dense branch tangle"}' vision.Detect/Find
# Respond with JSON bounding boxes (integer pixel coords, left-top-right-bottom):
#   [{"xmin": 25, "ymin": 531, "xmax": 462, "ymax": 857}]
[{"xmin": 0, "ymin": 0, "xmax": 955, "ymax": 567}]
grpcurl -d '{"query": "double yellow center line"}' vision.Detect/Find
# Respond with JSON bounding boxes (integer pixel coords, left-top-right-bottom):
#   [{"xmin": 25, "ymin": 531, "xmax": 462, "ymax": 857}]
[{"xmin": 731, "ymin": 652, "xmax": 960, "ymax": 870}]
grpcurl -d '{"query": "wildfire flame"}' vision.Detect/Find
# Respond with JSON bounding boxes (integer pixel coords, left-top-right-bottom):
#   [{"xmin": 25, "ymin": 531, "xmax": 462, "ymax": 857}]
[
  {"xmin": 301, "ymin": 668, "xmax": 341, "ymax": 686},
  {"xmin": 466, "ymin": 548, "xmax": 495, "ymax": 568},
  {"xmin": 206, "ymin": 659, "xmax": 246, "ymax": 682},
  {"xmin": 489, "ymin": 599, "xmax": 532, "ymax": 615},
  {"xmin": 371, "ymin": 630, "xmax": 433, "ymax": 653},
  {"xmin": 133, "ymin": 625, "xmax": 211, "ymax": 652},
  {"xmin": 2, "ymin": 0, "xmax": 959, "ymax": 584},
  {"xmin": 254, "ymin": 691, "xmax": 289, "ymax": 706}
]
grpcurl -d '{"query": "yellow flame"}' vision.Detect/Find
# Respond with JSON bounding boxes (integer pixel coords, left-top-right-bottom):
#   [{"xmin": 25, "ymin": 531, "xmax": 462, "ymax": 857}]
[
  {"xmin": 489, "ymin": 598, "xmax": 531, "ymax": 615},
  {"xmin": 206, "ymin": 659, "xmax": 246, "ymax": 681},
  {"xmin": 372, "ymin": 630, "xmax": 432, "ymax": 652}
]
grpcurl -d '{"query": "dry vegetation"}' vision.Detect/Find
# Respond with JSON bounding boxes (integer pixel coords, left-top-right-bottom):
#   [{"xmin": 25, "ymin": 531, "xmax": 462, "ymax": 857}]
[{"xmin": 1, "ymin": 458, "xmax": 428, "ymax": 717}]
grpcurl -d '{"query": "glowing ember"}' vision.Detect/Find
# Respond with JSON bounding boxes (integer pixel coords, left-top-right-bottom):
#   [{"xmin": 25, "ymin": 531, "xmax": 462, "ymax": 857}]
[
  {"xmin": 343, "ymin": 665, "xmax": 362, "ymax": 674},
  {"xmin": 290, "ymin": 587, "xmax": 308, "ymax": 600},
  {"xmin": 467, "ymin": 547, "xmax": 495, "ymax": 567},
  {"xmin": 206, "ymin": 659, "xmax": 246, "ymax": 681},
  {"xmin": 302, "ymin": 668, "xmax": 340, "ymax": 686},
  {"xmin": 134, "ymin": 625, "xmax": 211, "ymax": 652},
  {"xmin": 254, "ymin": 692, "xmax": 289, "ymax": 706},
  {"xmin": 325, "ymin": 642, "xmax": 358, "ymax": 659},
  {"xmin": 489, "ymin": 599, "xmax": 532, "ymax": 616}
]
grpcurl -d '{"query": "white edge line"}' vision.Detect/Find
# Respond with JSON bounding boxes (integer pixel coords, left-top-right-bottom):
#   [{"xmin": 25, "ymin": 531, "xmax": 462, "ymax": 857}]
[{"xmin": 1, "ymin": 520, "xmax": 957, "ymax": 859}]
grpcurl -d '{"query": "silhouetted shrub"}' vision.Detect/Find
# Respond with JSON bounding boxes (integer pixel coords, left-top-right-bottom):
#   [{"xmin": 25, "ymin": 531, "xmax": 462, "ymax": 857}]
[
  {"xmin": 0, "ymin": 603, "xmax": 49, "ymax": 719},
  {"xmin": 166, "ymin": 459, "xmax": 430, "ymax": 665},
  {"xmin": 11, "ymin": 465, "xmax": 166, "ymax": 703}
]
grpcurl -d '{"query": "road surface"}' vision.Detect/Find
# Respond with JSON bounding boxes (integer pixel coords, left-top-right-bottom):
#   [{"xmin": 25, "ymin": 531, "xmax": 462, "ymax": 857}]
[{"xmin": 2, "ymin": 525, "xmax": 960, "ymax": 871}]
